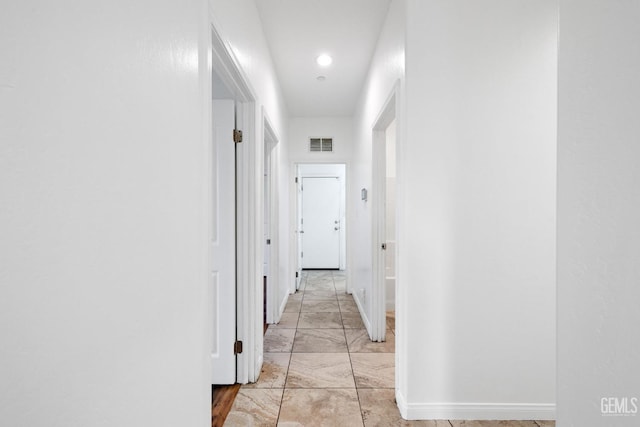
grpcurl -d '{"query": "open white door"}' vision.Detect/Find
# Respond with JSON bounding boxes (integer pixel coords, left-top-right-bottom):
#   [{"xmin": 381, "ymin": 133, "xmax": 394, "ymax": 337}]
[
  {"xmin": 295, "ymin": 169, "xmax": 303, "ymax": 289},
  {"xmin": 211, "ymin": 99, "xmax": 236, "ymax": 384},
  {"xmin": 263, "ymin": 147, "xmax": 271, "ymax": 279},
  {"xmin": 301, "ymin": 177, "xmax": 341, "ymax": 269}
]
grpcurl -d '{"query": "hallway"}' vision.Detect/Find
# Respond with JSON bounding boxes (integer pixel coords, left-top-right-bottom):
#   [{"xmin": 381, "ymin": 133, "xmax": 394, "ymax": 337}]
[{"xmin": 223, "ymin": 271, "xmax": 555, "ymax": 426}]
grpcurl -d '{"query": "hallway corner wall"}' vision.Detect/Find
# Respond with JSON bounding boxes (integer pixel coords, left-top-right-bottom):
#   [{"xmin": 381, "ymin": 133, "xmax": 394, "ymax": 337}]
[
  {"xmin": 0, "ymin": 1, "xmax": 210, "ymax": 425},
  {"xmin": 399, "ymin": 0, "xmax": 557, "ymax": 420},
  {"xmin": 558, "ymin": 1, "xmax": 640, "ymax": 425}
]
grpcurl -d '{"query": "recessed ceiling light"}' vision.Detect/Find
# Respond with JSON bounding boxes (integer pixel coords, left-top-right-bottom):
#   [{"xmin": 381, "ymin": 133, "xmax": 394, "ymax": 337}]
[{"xmin": 316, "ymin": 54, "xmax": 333, "ymax": 67}]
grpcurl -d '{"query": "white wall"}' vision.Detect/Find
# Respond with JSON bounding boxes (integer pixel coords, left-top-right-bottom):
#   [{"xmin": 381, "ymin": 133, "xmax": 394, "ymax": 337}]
[
  {"xmin": 351, "ymin": 0, "xmax": 406, "ymax": 336},
  {"xmin": 398, "ymin": 0, "xmax": 557, "ymax": 419},
  {"xmin": 558, "ymin": 1, "xmax": 640, "ymax": 425},
  {"xmin": 0, "ymin": 1, "xmax": 209, "ymax": 426},
  {"xmin": 289, "ymin": 117, "xmax": 354, "ymax": 163},
  {"xmin": 210, "ymin": 0, "xmax": 288, "ymax": 136},
  {"xmin": 210, "ymin": 0, "xmax": 291, "ymax": 316}
]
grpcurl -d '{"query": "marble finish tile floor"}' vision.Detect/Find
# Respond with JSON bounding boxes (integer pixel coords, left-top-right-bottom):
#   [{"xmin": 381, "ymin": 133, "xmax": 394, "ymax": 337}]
[{"xmin": 224, "ymin": 270, "xmax": 555, "ymax": 427}]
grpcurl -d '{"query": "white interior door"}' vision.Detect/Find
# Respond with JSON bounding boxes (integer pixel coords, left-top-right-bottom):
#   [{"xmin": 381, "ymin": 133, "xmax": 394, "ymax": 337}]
[
  {"xmin": 295, "ymin": 171, "xmax": 303, "ymax": 289},
  {"xmin": 263, "ymin": 149, "xmax": 270, "ymax": 278},
  {"xmin": 301, "ymin": 177, "xmax": 341, "ymax": 269},
  {"xmin": 211, "ymin": 99, "xmax": 236, "ymax": 384}
]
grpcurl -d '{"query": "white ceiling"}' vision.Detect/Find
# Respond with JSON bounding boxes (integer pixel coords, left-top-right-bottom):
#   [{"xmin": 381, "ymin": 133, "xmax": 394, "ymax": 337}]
[{"xmin": 255, "ymin": 0, "xmax": 392, "ymax": 117}]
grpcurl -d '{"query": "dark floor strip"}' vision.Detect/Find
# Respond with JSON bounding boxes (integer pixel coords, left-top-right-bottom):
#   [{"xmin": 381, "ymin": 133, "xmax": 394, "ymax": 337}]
[{"xmin": 211, "ymin": 384, "xmax": 240, "ymax": 427}]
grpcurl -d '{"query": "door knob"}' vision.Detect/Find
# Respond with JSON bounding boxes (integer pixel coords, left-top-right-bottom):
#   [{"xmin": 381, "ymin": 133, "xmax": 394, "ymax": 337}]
[{"xmin": 334, "ymin": 227, "xmax": 339, "ymax": 231}]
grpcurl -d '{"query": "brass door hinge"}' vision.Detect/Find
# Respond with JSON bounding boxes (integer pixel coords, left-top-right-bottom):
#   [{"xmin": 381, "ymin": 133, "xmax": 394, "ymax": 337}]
[
  {"xmin": 234, "ymin": 340, "xmax": 243, "ymax": 355},
  {"xmin": 233, "ymin": 129, "xmax": 243, "ymax": 143}
]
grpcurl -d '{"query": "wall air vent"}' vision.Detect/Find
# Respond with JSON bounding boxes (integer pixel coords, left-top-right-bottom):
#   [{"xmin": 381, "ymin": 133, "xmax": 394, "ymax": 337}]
[{"xmin": 309, "ymin": 137, "xmax": 333, "ymax": 152}]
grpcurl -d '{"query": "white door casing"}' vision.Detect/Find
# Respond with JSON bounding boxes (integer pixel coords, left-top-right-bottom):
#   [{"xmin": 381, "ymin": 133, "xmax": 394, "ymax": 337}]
[
  {"xmin": 211, "ymin": 99, "xmax": 236, "ymax": 384},
  {"xmin": 301, "ymin": 177, "xmax": 341, "ymax": 269},
  {"xmin": 210, "ymin": 20, "xmax": 260, "ymax": 385}
]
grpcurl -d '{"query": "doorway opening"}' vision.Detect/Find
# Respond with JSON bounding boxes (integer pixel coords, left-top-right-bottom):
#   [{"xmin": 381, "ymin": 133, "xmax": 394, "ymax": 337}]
[
  {"xmin": 295, "ymin": 163, "xmax": 347, "ymax": 275},
  {"xmin": 371, "ymin": 85, "xmax": 399, "ymax": 343},
  {"xmin": 210, "ymin": 22, "xmax": 261, "ymax": 387},
  {"xmin": 263, "ymin": 113, "xmax": 281, "ymax": 331},
  {"xmin": 383, "ymin": 119, "xmax": 397, "ymax": 329}
]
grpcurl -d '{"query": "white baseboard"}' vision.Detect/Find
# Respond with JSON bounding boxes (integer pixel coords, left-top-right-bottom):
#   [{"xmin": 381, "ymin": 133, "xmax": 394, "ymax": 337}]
[
  {"xmin": 352, "ymin": 291, "xmax": 372, "ymax": 337},
  {"xmin": 278, "ymin": 292, "xmax": 289, "ymax": 319},
  {"xmin": 252, "ymin": 353, "xmax": 264, "ymax": 383},
  {"xmin": 396, "ymin": 391, "xmax": 555, "ymax": 421}
]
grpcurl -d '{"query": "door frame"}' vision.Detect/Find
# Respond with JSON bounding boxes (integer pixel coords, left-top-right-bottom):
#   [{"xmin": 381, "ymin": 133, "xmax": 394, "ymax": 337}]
[
  {"xmin": 263, "ymin": 111, "xmax": 282, "ymax": 324},
  {"xmin": 294, "ymin": 163, "xmax": 348, "ymax": 276},
  {"xmin": 371, "ymin": 83, "xmax": 400, "ymax": 343},
  {"xmin": 208, "ymin": 17, "xmax": 261, "ymax": 384}
]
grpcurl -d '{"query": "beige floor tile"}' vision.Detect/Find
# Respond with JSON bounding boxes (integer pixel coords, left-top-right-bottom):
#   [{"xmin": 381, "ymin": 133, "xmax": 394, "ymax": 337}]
[
  {"xmin": 534, "ymin": 422, "xmax": 556, "ymax": 427},
  {"xmin": 225, "ymin": 388, "xmax": 282, "ymax": 427},
  {"xmin": 351, "ymin": 353, "xmax": 395, "ymax": 388},
  {"xmin": 270, "ymin": 312, "xmax": 299, "ymax": 329},
  {"xmin": 305, "ymin": 279, "xmax": 334, "ymax": 287},
  {"xmin": 450, "ymin": 422, "xmax": 539, "ymax": 427},
  {"xmin": 264, "ymin": 328, "xmax": 296, "ymax": 352},
  {"xmin": 293, "ymin": 329, "xmax": 348, "ymax": 353},
  {"xmin": 289, "ymin": 290, "xmax": 304, "ymax": 299},
  {"xmin": 337, "ymin": 292, "xmax": 354, "ymax": 300},
  {"xmin": 306, "ymin": 271, "xmax": 333, "ymax": 278},
  {"xmin": 301, "ymin": 299, "xmax": 340, "ymax": 312},
  {"xmin": 283, "ymin": 300, "xmax": 302, "ymax": 313},
  {"xmin": 338, "ymin": 299, "xmax": 359, "ymax": 312},
  {"xmin": 359, "ymin": 389, "xmax": 444, "ymax": 427},
  {"xmin": 304, "ymin": 281, "xmax": 335, "ymax": 291},
  {"xmin": 346, "ymin": 329, "xmax": 395, "ymax": 353},
  {"xmin": 278, "ymin": 388, "xmax": 363, "ymax": 427},
  {"xmin": 284, "ymin": 301, "xmax": 302, "ymax": 313},
  {"xmin": 298, "ymin": 312, "xmax": 343, "ymax": 328},
  {"xmin": 341, "ymin": 312, "xmax": 366, "ymax": 328},
  {"xmin": 333, "ymin": 279, "xmax": 347, "ymax": 291},
  {"xmin": 243, "ymin": 353, "xmax": 291, "ymax": 389},
  {"xmin": 304, "ymin": 289, "xmax": 337, "ymax": 299},
  {"xmin": 285, "ymin": 353, "xmax": 355, "ymax": 388}
]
